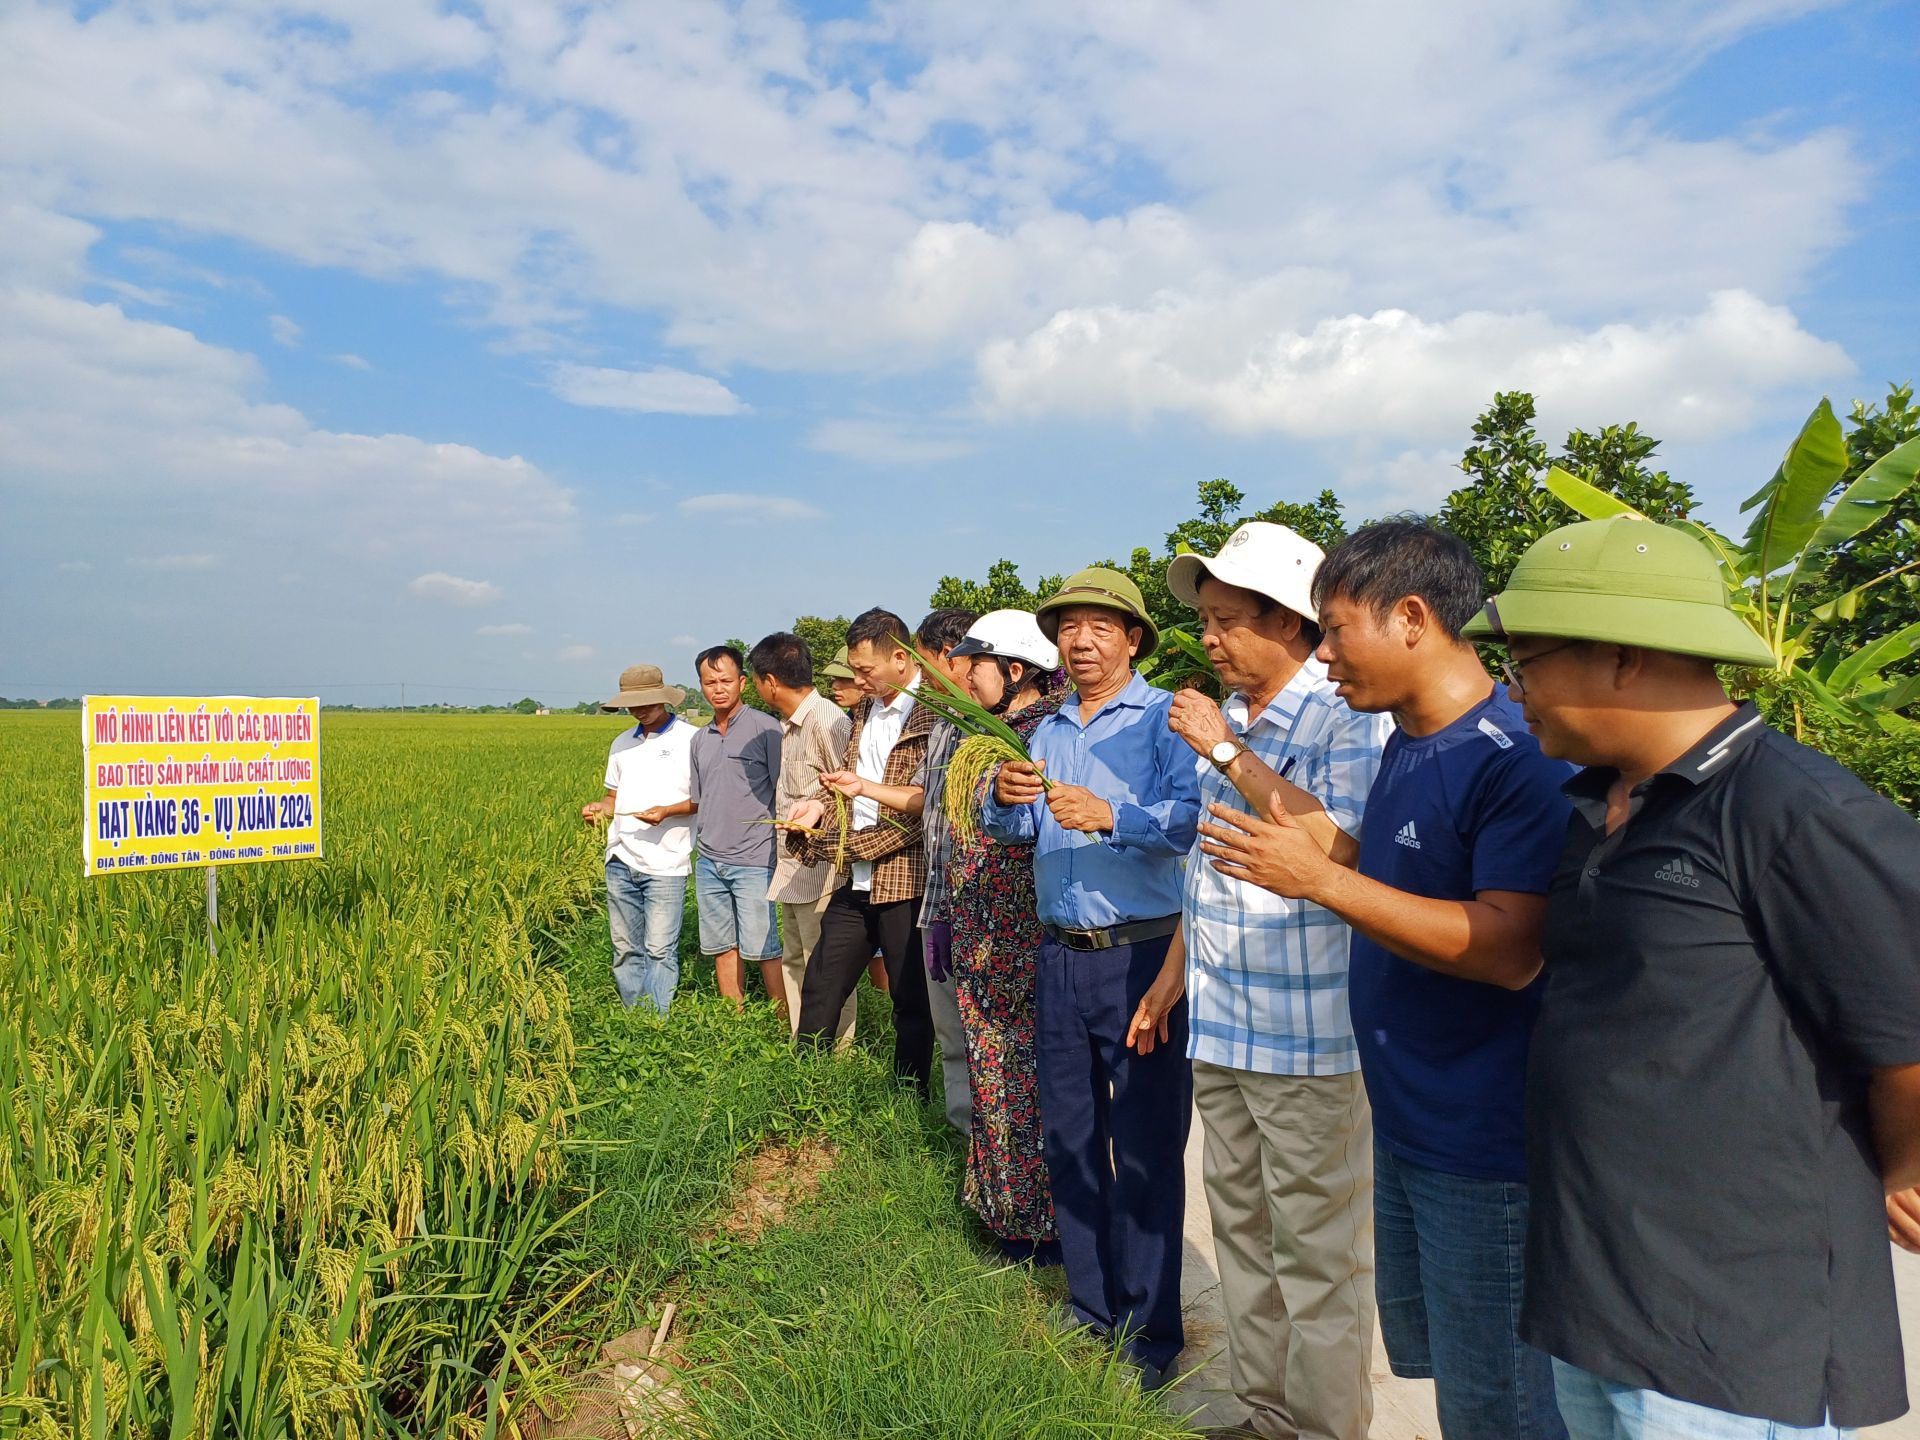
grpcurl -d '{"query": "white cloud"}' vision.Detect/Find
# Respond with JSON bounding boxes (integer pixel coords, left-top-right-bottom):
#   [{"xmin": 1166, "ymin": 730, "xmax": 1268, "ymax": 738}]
[
  {"xmin": 0, "ymin": 207, "xmax": 576, "ymax": 570},
  {"xmin": 332, "ymin": 352, "xmax": 370, "ymax": 369},
  {"xmin": 548, "ymin": 363, "xmax": 748, "ymax": 416},
  {"xmin": 556, "ymin": 643, "xmax": 594, "ymax": 661},
  {"xmin": 678, "ymin": 492, "xmax": 825, "ymax": 522},
  {"xmin": 979, "ymin": 289, "xmax": 1850, "ymax": 444},
  {"xmin": 0, "ymin": 0, "xmax": 1860, "ymax": 407},
  {"xmin": 57, "ymin": 558, "xmax": 92, "ymax": 572},
  {"xmin": 132, "ymin": 552, "xmax": 220, "ymax": 570},
  {"xmin": 477, "ymin": 622, "xmax": 532, "ymax": 636},
  {"xmin": 806, "ymin": 418, "xmax": 973, "ymax": 464},
  {"xmin": 268, "ymin": 313, "xmax": 301, "ymax": 347},
  {"xmin": 669, "ymin": 633, "xmax": 697, "ymax": 647},
  {"xmin": 408, "ymin": 571, "xmax": 501, "ymax": 605}
]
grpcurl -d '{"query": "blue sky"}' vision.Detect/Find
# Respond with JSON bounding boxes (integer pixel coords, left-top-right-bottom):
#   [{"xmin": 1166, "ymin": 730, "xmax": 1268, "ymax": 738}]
[{"xmin": 2, "ymin": 0, "xmax": 1915, "ymax": 705}]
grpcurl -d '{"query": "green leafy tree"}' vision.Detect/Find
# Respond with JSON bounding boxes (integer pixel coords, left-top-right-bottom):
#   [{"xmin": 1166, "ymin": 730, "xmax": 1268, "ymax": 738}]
[
  {"xmin": 927, "ymin": 560, "xmax": 1063, "ymax": 614},
  {"xmin": 1100, "ymin": 480, "xmax": 1349, "ymax": 642},
  {"xmin": 790, "ymin": 613, "xmax": 852, "ymax": 696},
  {"xmin": 1442, "ymin": 392, "xmax": 1696, "ymax": 591},
  {"xmin": 511, "ymin": 697, "xmax": 541, "ymax": 715}
]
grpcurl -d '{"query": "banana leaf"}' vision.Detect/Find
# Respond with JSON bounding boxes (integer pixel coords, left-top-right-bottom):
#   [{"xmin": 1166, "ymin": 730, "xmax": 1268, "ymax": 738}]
[
  {"xmin": 1741, "ymin": 398, "xmax": 1849, "ymax": 579},
  {"xmin": 1807, "ymin": 433, "xmax": 1920, "ymax": 552},
  {"xmin": 1826, "ymin": 621, "xmax": 1920, "ymax": 696}
]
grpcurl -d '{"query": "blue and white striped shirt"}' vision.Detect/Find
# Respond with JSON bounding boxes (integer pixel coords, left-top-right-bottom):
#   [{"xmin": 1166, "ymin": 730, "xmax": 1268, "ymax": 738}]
[{"xmin": 1183, "ymin": 658, "xmax": 1392, "ymax": 1076}]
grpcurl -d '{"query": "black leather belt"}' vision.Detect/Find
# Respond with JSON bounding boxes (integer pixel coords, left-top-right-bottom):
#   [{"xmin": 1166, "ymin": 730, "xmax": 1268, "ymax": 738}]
[{"xmin": 1042, "ymin": 915, "xmax": 1179, "ymax": 952}]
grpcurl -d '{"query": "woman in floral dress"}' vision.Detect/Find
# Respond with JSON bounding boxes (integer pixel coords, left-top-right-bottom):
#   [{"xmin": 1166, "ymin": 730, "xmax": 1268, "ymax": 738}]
[{"xmin": 938, "ymin": 611, "xmax": 1068, "ymax": 1260}]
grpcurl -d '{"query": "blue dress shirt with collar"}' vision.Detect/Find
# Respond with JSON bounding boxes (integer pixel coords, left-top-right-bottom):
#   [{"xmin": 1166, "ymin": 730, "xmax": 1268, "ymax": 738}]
[{"xmin": 981, "ymin": 671, "xmax": 1201, "ymax": 929}]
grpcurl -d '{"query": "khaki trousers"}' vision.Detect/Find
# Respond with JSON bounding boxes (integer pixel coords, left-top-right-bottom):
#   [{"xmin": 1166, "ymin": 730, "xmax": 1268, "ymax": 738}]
[
  {"xmin": 780, "ymin": 899, "xmax": 855, "ymax": 1047},
  {"xmin": 1194, "ymin": 1061, "xmax": 1375, "ymax": 1440}
]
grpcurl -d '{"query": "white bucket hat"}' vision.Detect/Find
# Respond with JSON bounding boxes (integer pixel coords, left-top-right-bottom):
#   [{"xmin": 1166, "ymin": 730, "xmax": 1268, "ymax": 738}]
[{"xmin": 1166, "ymin": 520, "xmax": 1324, "ymax": 621}]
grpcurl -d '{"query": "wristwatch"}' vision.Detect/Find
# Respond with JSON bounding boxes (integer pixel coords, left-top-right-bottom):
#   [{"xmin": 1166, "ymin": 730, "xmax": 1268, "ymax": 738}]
[{"xmin": 1209, "ymin": 737, "xmax": 1250, "ymax": 772}]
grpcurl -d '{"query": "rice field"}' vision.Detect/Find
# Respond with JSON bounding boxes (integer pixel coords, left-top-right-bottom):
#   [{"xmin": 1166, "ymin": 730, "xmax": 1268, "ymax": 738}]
[
  {"xmin": 1, "ymin": 711, "xmax": 608, "ymax": 1438},
  {"xmin": 1, "ymin": 709, "xmax": 1190, "ymax": 1440}
]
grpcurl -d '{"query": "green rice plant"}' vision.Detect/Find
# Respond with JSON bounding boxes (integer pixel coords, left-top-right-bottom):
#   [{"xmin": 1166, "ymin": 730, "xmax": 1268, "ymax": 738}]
[{"xmin": 0, "ymin": 711, "xmax": 609, "ymax": 1438}]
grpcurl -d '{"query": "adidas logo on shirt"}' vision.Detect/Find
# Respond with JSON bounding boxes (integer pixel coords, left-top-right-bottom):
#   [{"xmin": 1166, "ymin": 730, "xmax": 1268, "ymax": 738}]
[
  {"xmin": 1394, "ymin": 821, "xmax": 1421, "ymax": 850},
  {"xmin": 1654, "ymin": 854, "xmax": 1699, "ymax": 888}
]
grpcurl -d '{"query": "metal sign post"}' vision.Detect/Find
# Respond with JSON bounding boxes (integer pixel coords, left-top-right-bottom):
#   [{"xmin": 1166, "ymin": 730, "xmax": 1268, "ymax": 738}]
[{"xmin": 206, "ymin": 866, "xmax": 219, "ymax": 957}]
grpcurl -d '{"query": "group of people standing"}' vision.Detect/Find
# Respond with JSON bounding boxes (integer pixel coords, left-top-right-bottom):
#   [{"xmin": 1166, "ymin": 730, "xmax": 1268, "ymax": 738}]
[{"xmin": 583, "ymin": 513, "xmax": 1920, "ymax": 1440}]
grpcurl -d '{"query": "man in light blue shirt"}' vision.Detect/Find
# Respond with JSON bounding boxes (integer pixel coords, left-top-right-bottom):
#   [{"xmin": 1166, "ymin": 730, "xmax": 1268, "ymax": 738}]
[
  {"xmin": 1131, "ymin": 523, "xmax": 1391, "ymax": 1440},
  {"xmin": 984, "ymin": 566, "xmax": 1200, "ymax": 1389}
]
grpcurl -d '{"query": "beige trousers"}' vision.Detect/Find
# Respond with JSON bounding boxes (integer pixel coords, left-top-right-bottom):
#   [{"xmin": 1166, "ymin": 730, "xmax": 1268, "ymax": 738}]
[
  {"xmin": 1194, "ymin": 1061, "xmax": 1376, "ymax": 1440},
  {"xmin": 780, "ymin": 899, "xmax": 855, "ymax": 1047}
]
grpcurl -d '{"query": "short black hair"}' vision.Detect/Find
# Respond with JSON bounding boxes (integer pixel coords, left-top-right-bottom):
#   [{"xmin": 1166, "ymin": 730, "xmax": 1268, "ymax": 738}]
[
  {"xmin": 845, "ymin": 607, "xmax": 913, "ymax": 656},
  {"xmin": 747, "ymin": 632, "xmax": 812, "ymax": 690},
  {"xmin": 916, "ymin": 607, "xmax": 978, "ymax": 654},
  {"xmin": 1311, "ymin": 517, "xmax": 1484, "ymax": 639},
  {"xmin": 695, "ymin": 644, "xmax": 744, "ymax": 676}
]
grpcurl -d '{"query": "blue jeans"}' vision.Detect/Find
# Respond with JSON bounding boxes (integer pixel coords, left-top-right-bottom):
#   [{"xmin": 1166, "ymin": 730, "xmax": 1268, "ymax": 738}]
[
  {"xmin": 693, "ymin": 855, "xmax": 779, "ymax": 960},
  {"xmin": 1552, "ymin": 1361, "xmax": 1851, "ymax": 1439},
  {"xmin": 605, "ymin": 857, "xmax": 686, "ymax": 1013},
  {"xmin": 1375, "ymin": 1144, "xmax": 1566, "ymax": 1440},
  {"xmin": 1035, "ymin": 931, "xmax": 1192, "ymax": 1372}
]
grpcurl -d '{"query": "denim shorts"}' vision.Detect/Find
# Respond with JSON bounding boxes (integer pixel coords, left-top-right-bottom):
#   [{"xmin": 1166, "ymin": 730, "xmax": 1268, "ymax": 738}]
[{"xmin": 693, "ymin": 854, "xmax": 779, "ymax": 960}]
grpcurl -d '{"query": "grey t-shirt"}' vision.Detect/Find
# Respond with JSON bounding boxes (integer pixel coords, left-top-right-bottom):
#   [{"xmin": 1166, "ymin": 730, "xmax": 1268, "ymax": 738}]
[{"xmin": 690, "ymin": 706, "xmax": 782, "ymax": 867}]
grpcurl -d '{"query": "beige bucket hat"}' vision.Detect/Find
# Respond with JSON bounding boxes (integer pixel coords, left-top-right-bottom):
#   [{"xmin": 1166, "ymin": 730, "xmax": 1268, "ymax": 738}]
[{"xmin": 599, "ymin": 663, "xmax": 687, "ymax": 711}]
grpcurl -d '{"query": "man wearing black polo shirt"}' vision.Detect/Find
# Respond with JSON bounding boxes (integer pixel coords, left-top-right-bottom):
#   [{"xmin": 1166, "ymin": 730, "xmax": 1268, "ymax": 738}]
[{"xmin": 1465, "ymin": 517, "xmax": 1920, "ymax": 1439}]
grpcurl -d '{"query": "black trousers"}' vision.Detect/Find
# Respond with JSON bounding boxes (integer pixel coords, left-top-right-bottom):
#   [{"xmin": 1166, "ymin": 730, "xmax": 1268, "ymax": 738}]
[{"xmin": 796, "ymin": 884, "xmax": 932, "ymax": 1092}]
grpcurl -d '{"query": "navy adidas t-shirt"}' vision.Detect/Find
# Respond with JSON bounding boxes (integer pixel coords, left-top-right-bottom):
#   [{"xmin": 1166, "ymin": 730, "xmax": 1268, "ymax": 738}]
[{"xmin": 1349, "ymin": 691, "xmax": 1573, "ymax": 1182}]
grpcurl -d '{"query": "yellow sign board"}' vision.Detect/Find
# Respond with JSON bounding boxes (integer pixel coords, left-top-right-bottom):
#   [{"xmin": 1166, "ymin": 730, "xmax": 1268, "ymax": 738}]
[{"xmin": 83, "ymin": 696, "xmax": 323, "ymax": 876}]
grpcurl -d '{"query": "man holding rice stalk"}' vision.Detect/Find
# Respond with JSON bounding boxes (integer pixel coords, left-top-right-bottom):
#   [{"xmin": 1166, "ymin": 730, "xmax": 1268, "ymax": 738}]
[
  {"xmin": 1130, "ymin": 522, "xmax": 1393, "ymax": 1440},
  {"xmin": 749, "ymin": 630, "xmax": 855, "ymax": 1042},
  {"xmin": 786, "ymin": 607, "xmax": 939, "ymax": 1094},
  {"xmin": 982, "ymin": 567, "xmax": 1202, "ymax": 1392},
  {"xmin": 582, "ymin": 663, "xmax": 697, "ymax": 1013}
]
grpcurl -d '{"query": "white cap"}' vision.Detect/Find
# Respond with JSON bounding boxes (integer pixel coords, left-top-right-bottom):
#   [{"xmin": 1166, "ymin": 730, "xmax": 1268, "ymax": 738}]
[
  {"xmin": 1166, "ymin": 521, "xmax": 1324, "ymax": 621},
  {"xmin": 947, "ymin": 609, "xmax": 1060, "ymax": 671}
]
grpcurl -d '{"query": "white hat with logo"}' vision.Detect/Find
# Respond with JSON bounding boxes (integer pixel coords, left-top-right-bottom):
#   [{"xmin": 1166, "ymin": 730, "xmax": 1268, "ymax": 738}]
[{"xmin": 1166, "ymin": 520, "xmax": 1325, "ymax": 621}]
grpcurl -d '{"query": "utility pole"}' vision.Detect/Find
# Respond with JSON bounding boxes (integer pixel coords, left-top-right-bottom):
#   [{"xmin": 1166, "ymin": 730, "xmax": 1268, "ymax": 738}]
[{"xmin": 400, "ymin": 681, "xmax": 406, "ymax": 713}]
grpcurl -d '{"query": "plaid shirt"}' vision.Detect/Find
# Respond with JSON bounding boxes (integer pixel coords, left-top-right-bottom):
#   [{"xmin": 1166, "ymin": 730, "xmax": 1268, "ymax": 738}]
[
  {"xmin": 787, "ymin": 694, "xmax": 933, "ymax": 906},
  {"xmin": 1183, "ymin": 657, "xmax": 1393, "ymax": 1076},
  {"xmin": 917, "ymin": 718, "xmax": 960, "ymax": 925}
]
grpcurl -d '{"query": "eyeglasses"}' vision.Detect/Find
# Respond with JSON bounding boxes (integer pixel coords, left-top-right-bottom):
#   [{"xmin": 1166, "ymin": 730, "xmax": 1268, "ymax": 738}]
[{"xmin": 1498, "ymin": 640, "xmax": 1583, "ymax": 696}]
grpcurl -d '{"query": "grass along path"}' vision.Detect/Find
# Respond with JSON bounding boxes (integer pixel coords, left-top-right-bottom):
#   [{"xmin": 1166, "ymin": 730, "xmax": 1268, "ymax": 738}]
[{"xmin": 541, "ymin": 913, "xmax": 1198, "ymax": 1439}]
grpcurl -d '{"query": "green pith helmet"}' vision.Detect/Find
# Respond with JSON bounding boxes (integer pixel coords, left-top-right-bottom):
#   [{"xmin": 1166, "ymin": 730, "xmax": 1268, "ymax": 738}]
[
  {"xmin": 821, "ymin": 646, "xmax": 856, "ymax": 680},
  {"xmin": 1462, "ymin": 517, "xmax": 1775, "ymax": 666},
  {"xmin": 1035, "ymin": 566, "xmax": 1160, "ymax": 658}
]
